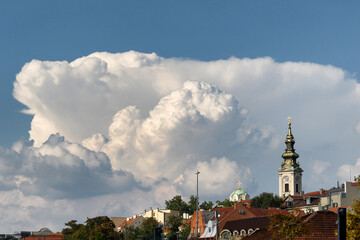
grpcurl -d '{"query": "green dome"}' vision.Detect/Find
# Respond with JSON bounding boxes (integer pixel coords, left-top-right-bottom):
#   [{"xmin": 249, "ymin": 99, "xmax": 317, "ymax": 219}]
[{"xmin": 230, "ymin": 188, "xmax": 247, "ymax": 196}]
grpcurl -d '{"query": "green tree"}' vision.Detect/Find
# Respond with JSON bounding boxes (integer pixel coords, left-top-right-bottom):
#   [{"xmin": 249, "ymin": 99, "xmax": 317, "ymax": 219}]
[
  {"xmin": 166, "ymin": 215, "xmax": 183, "ymax": 240},
  {"xmin": 347, "ymin": 175, "xmax": 360, "ymax": 239},
  {"xmin": 215, "ymin": 198, "xmax": 234, "ymax": 207},
  {"xmin": 188, "ymin": 195, "xmax": 197, "ymax": 213},
  {"xmin": 139, "ymin": 217, "xmax": 159, "ymax": 239},
  {"xmin": 120, "ymin": 226, "xmax": 140, "ymax": 240},
  {"xmin": 62, "ymin": 216, "xmax": 121, "ymax": 240},
  {"xmin": 268, "ymin": 213, "xmax": 308, "ymax": 240},
  {"xmin": 62, "ymin": 220, "xmax": 83, "ymax": 237},
  {"xmin": 165, "ymin": 195, "xmax": 190, "ymax": 215},
  {"xmin": 200, "ymin": 200, "xmax": 214, "ymax": 210},
  {"xmin": 179, "ymin": 222, "xmax": 191, "ymax": 240},
  {"xmin": 250, "ymin": 192, "xmax": 283, "ymax": 209}
]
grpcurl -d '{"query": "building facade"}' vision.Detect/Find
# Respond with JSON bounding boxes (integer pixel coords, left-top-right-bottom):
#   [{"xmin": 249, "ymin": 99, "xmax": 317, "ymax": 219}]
[{"xmin": 140, "ymin": 208, "xmax": 179, "ymax": 226}]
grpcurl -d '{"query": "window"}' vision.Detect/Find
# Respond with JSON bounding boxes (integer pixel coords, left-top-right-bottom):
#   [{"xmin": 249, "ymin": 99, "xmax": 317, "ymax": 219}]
[
  {"xmin": 248, "ymin": 229, "xmax": 253, "ymax": 234},
  {"xmin": 333, "ymin": 202, "xmax": 338, "ymax": 207},
  {"xmin": 220, "ymin": 230, "xmax": 231, "ymax": 239},
  {"xmin": 296, "ymin": 184, "xmax": 299, "ymax": 193},
  {"xmin": 209, "ymin": 227, "xmax": 211, "ymax": 233},
  {"xmin": 285, "ymin": 183, "xmax": 289, "ymax": 192},
  {"xmin": 240, "ymin": 230, "xmax": 246, "ymax": 237}
]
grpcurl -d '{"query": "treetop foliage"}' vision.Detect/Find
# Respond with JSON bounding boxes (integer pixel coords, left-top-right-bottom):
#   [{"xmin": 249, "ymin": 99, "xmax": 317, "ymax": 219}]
[
  {"xmin": 250, "ymin": 192, "xmax": 282, "ymax": 209},
  {"xmin": 346, "ymin": 175, "xmax": 360, "ymax": 240},
  {"xmin": 62, "ymin": 216, "xmax": 121, "ymax": 240},
  {"xmin": 165, "ymin": 195, "xmax": 214, "ymax": 215},
  {"xmin": 268, "ymin": 213, "xmax": 308, "ymax": 240}
]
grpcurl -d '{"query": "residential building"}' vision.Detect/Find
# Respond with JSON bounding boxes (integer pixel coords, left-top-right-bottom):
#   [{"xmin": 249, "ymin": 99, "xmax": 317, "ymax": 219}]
[
  {"xmin": 220, "ymin": 216, "xmax": 270, "ymax": 239},
  {"xmin": 140, "ymin": 208, "xmax": 179, "ymax": 226},
  {"xmin": 110, "ymin": 217, "xmax": 127, "ymax": 230},
  {"xmin": 283, "ymin": 182, "xmax": 360, "ymax": 213},
  {"xmin": 20, "ymin": 228, "xmax": 63, "ymax": 240},
  {"xmin": 320, "ymin": 181, "xmax": 360, "ymax": 209},
  {"xmin": 21, "ymin": 233, "xmax": 63, "ymax": 240},
  {"xmin": 188, "ymin": 202, "xmax": 288, "ymax": 239},
  {"xmin": 117, "ymin": 215, "xmax": 144, "ymax": 232},
  {"xmin": 242, "ymin": 211, "xmax": 337, "ymax": 240}
]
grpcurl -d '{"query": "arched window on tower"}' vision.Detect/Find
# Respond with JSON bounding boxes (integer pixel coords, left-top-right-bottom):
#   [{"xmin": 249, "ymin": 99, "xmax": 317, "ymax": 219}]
[{"xmin": 285, "ymin": 183, "xmax": 289, "ymax": 192}]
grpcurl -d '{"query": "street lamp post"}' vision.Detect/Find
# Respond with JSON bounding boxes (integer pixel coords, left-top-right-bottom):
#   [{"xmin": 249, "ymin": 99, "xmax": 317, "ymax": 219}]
[{"xmin": 196, "ymin": 170, "xmax": 200, "ymax": 240}]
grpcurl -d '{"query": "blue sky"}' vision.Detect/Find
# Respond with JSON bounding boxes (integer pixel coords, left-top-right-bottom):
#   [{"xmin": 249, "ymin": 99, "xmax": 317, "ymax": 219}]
[
  {"xmin": 1, "ymin": 1, "xmax": 360, "ymax": 147},
  {"xmin": 1, "ymin": 0, "xmax": 360, "ymax": 232}
]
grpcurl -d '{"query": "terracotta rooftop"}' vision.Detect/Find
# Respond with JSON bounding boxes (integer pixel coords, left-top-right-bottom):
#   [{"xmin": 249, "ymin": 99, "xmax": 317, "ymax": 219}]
[
  {"xmin": 295, "ymin": 211, "xmax": 337, "ymax": 240},
  {"xmin": 241, "ymin": 228, "xmax": 272, "ymax": 240},
  {"xmin": 223, "ymin": 216, "xmax": 270, "ymax": 233},
  {"xmin": 282, "ymin": 190, "xmax": 329, "ymax": 208},
  {"xmin": 247, "ymin": 208, "xmax": 289, "ymax": 217},
  {"xmin": 120, "ymin": 216, "xmax": 141, "ymax": 228},
  {"xmin": 328, "ymin": 206, "xmax": 350, "ymax": 213},
  {"xmin": 303, "ymin": 190, "xmax": 328, "ymax": 197},
  {"xmin": 210, "ymin": 206, "xmax": 234, "ymax": 222},
  {"xmin": 243, "ymin": 211, "xmax": 338, "ymax": 240}
]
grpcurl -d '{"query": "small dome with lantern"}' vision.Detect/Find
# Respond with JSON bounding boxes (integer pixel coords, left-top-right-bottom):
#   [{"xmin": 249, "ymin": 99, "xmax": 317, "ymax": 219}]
[{"xmin": 229, "ymin": 181, "xmax": 250, "ymax": 202}]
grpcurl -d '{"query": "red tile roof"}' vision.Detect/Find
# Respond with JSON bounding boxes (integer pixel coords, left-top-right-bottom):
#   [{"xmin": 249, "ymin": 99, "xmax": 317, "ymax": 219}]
[
  {"xmin": 120, "ymin": 216, "xmax": 141, "ymax": 228},
  {"xmin": 247, "ymin": 208, "xmax": 289, "ymax": 217},
  {"xmin": 282, "ymin": 190, "xmax": 329, "ymax": 208},
  {"xmin": 223, "ymin": 216, "xmax": 270, "ymax": 233},
  {"xmin": 303, "ymin": 190, "xmax": 328, "ymax": 197},
  {"xmin": 295, "ymin": 211, "xmax": 337, "ymax": 240},
  {"xmin": 328, "ymin": 206, "xmax": 350, "ymax": 213},
  {"xmin": 210, "ymin": 206, "xmax": 234, "ymax": 222},
  {"xmin": 243, "ymin": 211, "xmax": 338, "ymax": 240},
  {"xmin": 242, "ymin": 228, "xmax": 272, "ymax": 240}
]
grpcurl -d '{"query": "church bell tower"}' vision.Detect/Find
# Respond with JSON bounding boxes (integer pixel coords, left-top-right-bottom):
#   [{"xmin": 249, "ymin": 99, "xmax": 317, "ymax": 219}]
[{"xmin": 278, "ymin": 116, "xmax": 303, "ymax": 198}]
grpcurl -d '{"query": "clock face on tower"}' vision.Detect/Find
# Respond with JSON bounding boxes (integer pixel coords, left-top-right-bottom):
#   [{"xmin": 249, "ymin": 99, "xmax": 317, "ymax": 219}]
[
  {"xmin": 283, "ymin": 176, "xmax": 289, "ymax": 182},
  {"xmin": 295, "ymin": 176, "xmax": 300, "ymax": 182}
]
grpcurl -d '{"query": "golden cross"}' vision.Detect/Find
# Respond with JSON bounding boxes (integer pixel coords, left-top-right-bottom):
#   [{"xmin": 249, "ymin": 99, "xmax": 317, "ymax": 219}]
[
  {"xmin": 288, "ymin": 115, "xmax": 292, "ymax": 124},
  {"xmin": 237, "ymin": 181, "xmax": 242, "ymax": 188}
]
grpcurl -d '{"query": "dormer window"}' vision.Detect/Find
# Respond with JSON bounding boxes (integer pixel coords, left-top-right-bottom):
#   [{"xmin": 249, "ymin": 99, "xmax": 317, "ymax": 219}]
[{"xmin": 306, "ymin": 198, "xmax": 311, "ymax": 204}]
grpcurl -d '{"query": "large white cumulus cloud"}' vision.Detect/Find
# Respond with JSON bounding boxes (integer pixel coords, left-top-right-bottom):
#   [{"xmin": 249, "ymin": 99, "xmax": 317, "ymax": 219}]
[
  {"xmin": 10, "ymin": 51, "xmax": 360, "ymax": 232},
  {"xmin": 86, "ymin": 81, "xmax": 243, "ymax": 183}
]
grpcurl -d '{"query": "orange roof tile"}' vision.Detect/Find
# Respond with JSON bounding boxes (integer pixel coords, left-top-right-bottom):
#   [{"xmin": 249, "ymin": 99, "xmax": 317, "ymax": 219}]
[
  {"xmin": 295, "ymin": 211, "xmax": 337, "ymax": 240},
  {"xmin": 120, "ymin": 216, "xmax": 141, "ymax": 228},
  {"xmin": 328, "ymin": 206, "xmax": 350, "ymax": 213},
  {"xmin": 247, "ymin": 208, "xmax": 289, "ymax": 216}
]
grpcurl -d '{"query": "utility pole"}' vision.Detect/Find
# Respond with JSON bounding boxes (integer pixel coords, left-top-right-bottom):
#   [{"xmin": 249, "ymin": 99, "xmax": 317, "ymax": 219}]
[
  {"xmin": 196, "ymin": 170, "xmax": 200, "ymax": 240},
  {"xmin": 338, "ymin": 208, "xmax": 346, "ymax": 240}
]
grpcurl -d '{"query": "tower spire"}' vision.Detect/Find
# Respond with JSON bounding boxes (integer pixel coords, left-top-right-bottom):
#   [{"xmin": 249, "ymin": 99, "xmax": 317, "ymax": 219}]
[
  {"xmin": 278, "ymin": 116, "xmax": 303, "ymax": 197},
  {"xmin": 281, "ymin": 116, "xmax": 299, "ymax": 169}
]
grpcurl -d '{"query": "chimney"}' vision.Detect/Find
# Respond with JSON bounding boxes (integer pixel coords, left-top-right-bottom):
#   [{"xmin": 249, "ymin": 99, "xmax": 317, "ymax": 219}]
[
  {"xmin": 320, "ymin": 188, "xmax": 324, "ymax": 194},
  {"xmin": 234, "ymin": 202, "xmax": 241, "ymax": 209}
]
